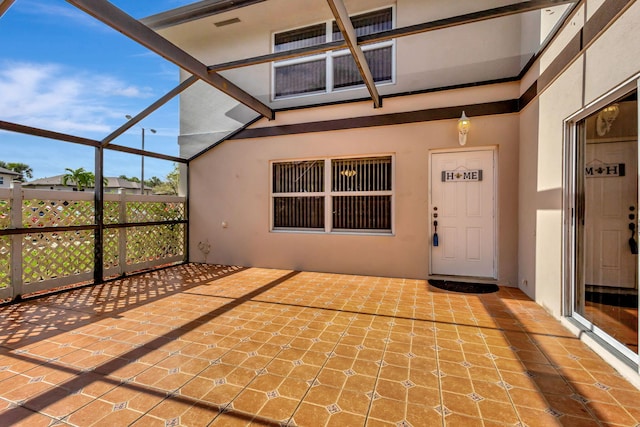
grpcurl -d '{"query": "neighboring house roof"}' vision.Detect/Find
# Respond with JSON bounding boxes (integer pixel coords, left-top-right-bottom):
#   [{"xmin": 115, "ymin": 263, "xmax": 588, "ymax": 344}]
[
  {"xmin": 0, "ymin": 167, "xmax": 20, "ymax": 176},
  {"xmin": 24, "ymin": 175, "xmax": 144, "ymax": 190}
]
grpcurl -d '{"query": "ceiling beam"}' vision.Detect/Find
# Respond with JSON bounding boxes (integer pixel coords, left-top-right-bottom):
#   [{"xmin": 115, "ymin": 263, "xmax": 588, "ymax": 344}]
[
  {"xmin": 209, "ymin": 41, "xmax": 346, "ymax": 72},
  {"xmin": 101, "ymin": 75, "xmax": 199, "ymax": 147},
  {"xmin": 0, "ymin": 120, "xmax": 187, "ymax": 162},
  {"xmin": 326, "ymin": 0, "xmax": 381, "ymax": 108},
  {"xmin": 107, "ymin": 143, "xmax": 186, "ymax": 163},
  {"xmin": 66, "ymin": 0, "xmax": 274, "ymax": 120},
  {"xmin": 360, "ymin": 0, "xmax": 576, "ymax": 44},
  {"xmin": 0, "ymin": 0, "xmax": 16, "ymax": 18},
  {"xmin": 209, "ymin": 0, "xmax": 575, "ymax": 72},
  {"xmin": 0, "ymin": 120, "xmax": 101, "ymax": 148}
]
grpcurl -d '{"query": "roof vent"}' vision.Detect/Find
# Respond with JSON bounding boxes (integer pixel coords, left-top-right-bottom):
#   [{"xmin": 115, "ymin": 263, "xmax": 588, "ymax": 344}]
[{"xmin": 214, "ymin": 17, "xmax": 241, "ymax": 27}]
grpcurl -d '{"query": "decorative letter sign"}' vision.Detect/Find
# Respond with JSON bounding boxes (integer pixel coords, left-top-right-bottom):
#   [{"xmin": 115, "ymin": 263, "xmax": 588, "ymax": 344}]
[
  {"xmin": 441, "ymin": 169, "xmax": 483, "ymax": 182},
  {"xmin": 585, "ymin": 163, "xmax": 625, "ymax": 178}
]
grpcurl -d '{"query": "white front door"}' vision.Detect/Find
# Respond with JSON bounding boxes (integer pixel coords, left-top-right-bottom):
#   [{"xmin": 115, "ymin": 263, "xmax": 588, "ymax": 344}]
[
  {"xmin": 585, "ymin": 140, "xmax": 638, "ymax": 288},
  {"xmin": 430, "ymin": 149, "xmax": 496, "ymax": 278}
]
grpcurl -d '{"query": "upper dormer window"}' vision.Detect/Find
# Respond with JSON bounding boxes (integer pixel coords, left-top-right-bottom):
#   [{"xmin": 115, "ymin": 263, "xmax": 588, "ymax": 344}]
[{"xmin": 272, "ymin": 7, "xmax": 394, "ymax": 99}]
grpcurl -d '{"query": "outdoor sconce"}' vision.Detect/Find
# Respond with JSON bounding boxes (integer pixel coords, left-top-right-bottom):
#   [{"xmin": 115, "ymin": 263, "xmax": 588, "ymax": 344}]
[
  {"xmin": 458, "ymin": 111, "xmax": 471, "ymax": 146},
  {"xmin": 596, "ymin": 103, "xmax": 620, "ymax": 136}
]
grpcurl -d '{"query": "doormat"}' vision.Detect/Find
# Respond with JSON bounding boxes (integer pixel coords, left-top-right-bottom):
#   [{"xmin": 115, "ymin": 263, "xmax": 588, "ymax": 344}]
[{"xmin": 428, "ymin": 279, "xmax": 499, "ymax": 294}]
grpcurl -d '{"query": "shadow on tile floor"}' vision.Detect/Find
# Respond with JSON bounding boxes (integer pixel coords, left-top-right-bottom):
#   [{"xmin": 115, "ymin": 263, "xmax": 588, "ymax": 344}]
[{"xmin": 0, "ymin": 264, "xmax": 638, "ymax": 426}]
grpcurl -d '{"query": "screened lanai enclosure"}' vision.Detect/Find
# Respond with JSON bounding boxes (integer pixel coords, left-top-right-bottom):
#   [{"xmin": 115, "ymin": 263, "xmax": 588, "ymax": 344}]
[
  {"xmin": 0, "ymin": 0, "xmax": 577, "ymax": 301},
  {"xmin": 5, "ymin": 0, "xmax": 640, "ymax": 426}
]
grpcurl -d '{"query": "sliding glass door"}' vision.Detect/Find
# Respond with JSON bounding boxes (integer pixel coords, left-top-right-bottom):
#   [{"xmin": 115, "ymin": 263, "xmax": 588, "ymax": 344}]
[{"xmin": 571, "ymin": 87, "xmax": 639, "ymax": 360}]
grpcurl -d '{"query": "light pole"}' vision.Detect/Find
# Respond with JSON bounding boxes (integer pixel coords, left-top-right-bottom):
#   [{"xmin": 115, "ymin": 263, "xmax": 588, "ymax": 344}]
[{"xmin": 125, "ymin": 115, "xmax": 156, "ymax": 194}]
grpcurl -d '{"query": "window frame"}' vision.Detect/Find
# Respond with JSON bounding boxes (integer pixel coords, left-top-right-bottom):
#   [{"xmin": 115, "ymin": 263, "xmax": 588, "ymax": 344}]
[
  {"xmin": 271, "ymin": 6, "xmax": 396, "ymax": 101},
  {"xmin": 270, "ymin": 154, "xmax": 395, "ymax": 235}
]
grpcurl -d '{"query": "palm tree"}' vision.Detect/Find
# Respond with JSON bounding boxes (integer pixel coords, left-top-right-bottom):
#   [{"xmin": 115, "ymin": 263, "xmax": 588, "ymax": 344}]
[
  {"xmin": 61, "ymin": 168, "xmax": 96, "ymax": 191},
  {"xmin": 0, "ymin": 161, "xmax": 33, "ymax": 182}
]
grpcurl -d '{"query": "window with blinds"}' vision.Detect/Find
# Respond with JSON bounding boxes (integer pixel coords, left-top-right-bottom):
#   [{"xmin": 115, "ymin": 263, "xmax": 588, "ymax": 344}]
[
  {"xmin": 272, "ymin": 161, "xmax": 324, "ymax": 229},
  {"xmin": 333, "ymin": 46, "xmax": 393, "ymax": 89},
  {"xmin": 331, "ymin": 8, "xmax": 392, "ymax": 41},
  {"xmin": 272, "ymin": 156, "xmax": 393, "ymax": 233},
  {"xmin": 275, "ymin": 23, "xmax": 326, "ymax": 52},
  {"xmin": 272, "ymin": 8, "xmax": 393, "ymax": 99}
]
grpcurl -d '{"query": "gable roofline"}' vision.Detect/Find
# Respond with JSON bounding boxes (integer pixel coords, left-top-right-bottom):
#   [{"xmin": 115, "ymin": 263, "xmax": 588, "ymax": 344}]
[
  {"xmin": 141, "ymin": 0, "xmax": 265, "ymax": 30},
  {"xmin": 0, "ymin": 166, "xmax": 20, "ymax": 176}
]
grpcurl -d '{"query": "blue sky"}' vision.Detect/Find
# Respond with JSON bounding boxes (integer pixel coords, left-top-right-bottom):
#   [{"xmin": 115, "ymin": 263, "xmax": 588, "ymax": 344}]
[{"xmin": 0, "ymin": 0, "xmax": 194, "ymax": 181}]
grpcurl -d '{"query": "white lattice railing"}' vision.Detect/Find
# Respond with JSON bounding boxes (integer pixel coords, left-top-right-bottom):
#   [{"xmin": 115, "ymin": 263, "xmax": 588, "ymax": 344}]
[{"xmin": 0, "ymin": 182, "xmax": 186, "ymax": 301}]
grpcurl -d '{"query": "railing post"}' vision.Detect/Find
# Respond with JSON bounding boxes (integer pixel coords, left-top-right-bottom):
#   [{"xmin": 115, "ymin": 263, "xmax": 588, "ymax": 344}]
[
  {"xmin": 181, "ymin": 163, "xmax": 189, "ymax": 262},
  {"xmin": 10, "ymin": 181, "xmax": 23, "ymax": 300},
  {"xmin": 94, "ymin": 146, "xmax": 104, "ymax": 284},
  {"xmin": 118, "ymin": 189, "xmax": 127, "ymax": 276}
]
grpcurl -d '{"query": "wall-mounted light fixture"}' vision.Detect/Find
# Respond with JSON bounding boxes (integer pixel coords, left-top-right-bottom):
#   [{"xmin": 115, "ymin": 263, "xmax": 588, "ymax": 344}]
[
  {"xmin": 596, "ymin": 103, "xmax": 620, "ymax": 136},
  {"xmin": 458, "ymin": 111, "xmax": 471, "ymax": 146}
]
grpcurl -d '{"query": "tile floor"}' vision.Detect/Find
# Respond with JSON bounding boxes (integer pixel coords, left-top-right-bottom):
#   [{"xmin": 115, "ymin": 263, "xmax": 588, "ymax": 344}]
[{"xmin": 0, "ymin": 264, "xmax": 639, "ymax": 426}]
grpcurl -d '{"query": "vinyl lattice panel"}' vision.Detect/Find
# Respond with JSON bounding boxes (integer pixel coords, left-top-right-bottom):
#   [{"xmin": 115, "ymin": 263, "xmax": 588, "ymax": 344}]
[
  {"xmin": 103, "ymin": 230, "xmax": 119, "ymax": 270},
  {"xmin": 0, "ymin": 200, "xmax": 9, "ymax": 230},
  {"xmin": 22, "ymin": 230, "xmax": 94, "ymax": 284},
  {"xmin": 126, "ymin": 224, "xmax": 184, "ymax": 265},
  {"xmin": 126, "ymin": 201, "xmax": 185, "ymax": 223},
  {"xmin": 104, "ymin": 201, "xmax": 120, "ymax": 225},
  {"xmin": 22, "ymin": 199, "xmax": 94, "ymax": 228},
  {"xmin": 0, "ymin": 237, "xmax": 9, "ymax": 289}
]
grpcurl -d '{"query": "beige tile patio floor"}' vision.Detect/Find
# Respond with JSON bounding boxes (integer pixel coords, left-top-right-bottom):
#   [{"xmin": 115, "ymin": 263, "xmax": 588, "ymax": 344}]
[{"xmin": 0, "ymin": 264, "xmax": 639, "ymax": 426}]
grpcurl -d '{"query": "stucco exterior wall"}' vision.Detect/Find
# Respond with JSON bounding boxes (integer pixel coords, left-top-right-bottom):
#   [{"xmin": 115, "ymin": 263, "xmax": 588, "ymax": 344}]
[
  {"xmin": 519, "ymin": 0, "xmax": 640, "ymax": 316},
  {"xmin": 160, "ymin": 0, "xmax": 544, "ymax": 113},
  {"xmin": 584, "ymin": 1, "xmax": 640, "ymax": 104},
  {"xmin": 189, "ymin": 86, "xmax": 520, "ymax": 283}
]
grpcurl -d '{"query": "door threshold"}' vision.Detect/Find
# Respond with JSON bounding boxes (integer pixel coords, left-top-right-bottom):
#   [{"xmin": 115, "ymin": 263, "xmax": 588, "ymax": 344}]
[{"xmin": 428, "ymin": 275, "xmax": 498, "ymax": 285}]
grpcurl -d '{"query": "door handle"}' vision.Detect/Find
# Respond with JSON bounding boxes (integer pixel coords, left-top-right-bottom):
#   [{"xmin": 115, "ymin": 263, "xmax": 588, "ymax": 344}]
[{"xmin": 433, "ymin": 220, "xmax": 439, "ymax": 247}]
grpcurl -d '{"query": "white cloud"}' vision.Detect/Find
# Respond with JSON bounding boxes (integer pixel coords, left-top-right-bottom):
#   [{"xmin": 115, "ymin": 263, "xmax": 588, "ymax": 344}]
[
  {"xmin": 14, "ymin": 1, "xmax": 105, "ymax": 29},
  {"xmin": 0, "ymin": 60, "xmax": 155, "ymax": 134}
]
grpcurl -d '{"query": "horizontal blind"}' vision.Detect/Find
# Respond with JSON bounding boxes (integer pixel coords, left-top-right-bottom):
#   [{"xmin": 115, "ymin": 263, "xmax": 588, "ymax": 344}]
[
  {"xmin": 332, "ymin": 8, "xmax": 393, "ymax": 41},
  {"xmin": 333, "ymin": 46, "xmax": 392, "ymax": 89},
  {"xmin": 275, "ymin": 23, "xmax": 326, "ymax": 52},
  {"xmin": 275, "ymin": 59, "xmax": 326, "ymax": 97},
  {"xmin": 367, "ymin": 46, "xmax": 392, "ymax": 82}
]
